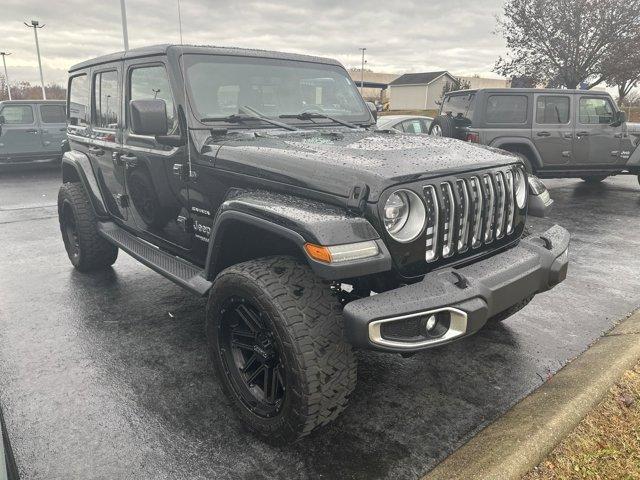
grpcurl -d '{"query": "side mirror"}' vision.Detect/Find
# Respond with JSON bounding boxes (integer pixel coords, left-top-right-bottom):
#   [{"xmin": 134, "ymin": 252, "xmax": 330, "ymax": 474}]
[
  {"xmin": 611, "ymin": 110, "xmax": 627, "ymax": 127},
  {"xmin": 129, "ymin": 99, "xmax": 168, "ymax": 136},
  {"xmin": 365, "ymin": 101, "xmax": 377, "ymax": 121}
]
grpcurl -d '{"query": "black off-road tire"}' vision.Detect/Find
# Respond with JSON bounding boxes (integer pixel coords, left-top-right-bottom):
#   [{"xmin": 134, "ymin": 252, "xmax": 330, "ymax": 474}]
[
  {"xmin": 429, "ymin": 115, "xmax": 457, "ymax": 138},
  {"xmin": 58, "ymin": 182, "xmax": 118, "ymax": 272},
  {"xmin": 581, "ymin": 175, "xmax": 608, "ymax": 183},
  {"xmin": 206, "ymin": 256, "xmax": 357, "ymax": 444},
  {"xmin": 486, "ymin": 295, "xmax": 534, "ymax": 325}
]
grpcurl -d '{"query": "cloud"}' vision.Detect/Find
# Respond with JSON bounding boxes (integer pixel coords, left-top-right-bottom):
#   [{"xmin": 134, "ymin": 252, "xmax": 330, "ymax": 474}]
[{"xmin": 1, "ymin": 0, "xmax": 507, "ymax": 86}]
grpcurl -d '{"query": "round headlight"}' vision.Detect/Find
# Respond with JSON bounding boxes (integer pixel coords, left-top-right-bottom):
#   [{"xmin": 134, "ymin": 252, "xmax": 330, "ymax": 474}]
[
  {"xmin": 514, "ymin": 167, "xmax": 527, "ymax": 209},
  {"xmin": 382, "ymin": 190, "xmax": 426, "ymax": 243}
]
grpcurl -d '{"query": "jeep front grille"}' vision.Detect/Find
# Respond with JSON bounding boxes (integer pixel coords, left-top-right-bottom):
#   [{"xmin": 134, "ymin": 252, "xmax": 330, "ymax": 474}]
[{"xmin": 423, "ymin": 168, "xmax": 520, "ymax": 263}]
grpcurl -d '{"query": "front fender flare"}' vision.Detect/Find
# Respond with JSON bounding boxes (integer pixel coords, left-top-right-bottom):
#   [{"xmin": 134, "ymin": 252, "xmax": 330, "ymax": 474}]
[{"xmin": 204, "ymin": 190, "xmax": 392, "ymax": 281}]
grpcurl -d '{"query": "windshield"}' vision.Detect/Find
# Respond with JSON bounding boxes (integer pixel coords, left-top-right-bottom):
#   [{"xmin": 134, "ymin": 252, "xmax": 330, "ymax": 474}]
[{"xmin": 184, "ymin": 54, "xmax": 370, "ymax": 125}]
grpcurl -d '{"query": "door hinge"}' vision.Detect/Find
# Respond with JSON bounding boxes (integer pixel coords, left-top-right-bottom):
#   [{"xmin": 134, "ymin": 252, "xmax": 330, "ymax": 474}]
[
  {"xmin": 173, "ymin": 163, "xmax": 197, "ymax": 181},
  {"xmin": 177, "ymin": 215, "xmax": 194, "ymax": 233}
]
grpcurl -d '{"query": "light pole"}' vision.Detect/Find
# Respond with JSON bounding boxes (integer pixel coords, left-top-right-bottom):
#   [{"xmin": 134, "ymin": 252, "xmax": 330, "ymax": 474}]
[
  {"xmin": 0, "ymin": 52, "xmax": 11, "ymax": 100},
  {"xmin": 24, "ymin": 20, "xmax": 46, "ymax": 99},
  {"xmin": 359, "ymin": 48, "xmax": 366, "ymax": 93},
  {"xmin": 120, "ymin": 0, "xmax": 129, "ymax": 50}
]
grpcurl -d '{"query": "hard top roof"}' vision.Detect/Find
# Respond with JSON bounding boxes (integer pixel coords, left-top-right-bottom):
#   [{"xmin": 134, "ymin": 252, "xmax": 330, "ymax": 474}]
[
  {"xmin": 444, "ymin": 87, "xmax": 611, "ymax": 96},
  {"xmin": 69, "ymin": 44, "xmax": 342, "ymax": 72}
]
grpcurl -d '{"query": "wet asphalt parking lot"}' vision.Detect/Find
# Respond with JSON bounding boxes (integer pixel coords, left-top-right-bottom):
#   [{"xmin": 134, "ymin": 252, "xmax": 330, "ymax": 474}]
[{"xmin": 1, "ymin": 168, "xmax": 639, "ymax": 480}]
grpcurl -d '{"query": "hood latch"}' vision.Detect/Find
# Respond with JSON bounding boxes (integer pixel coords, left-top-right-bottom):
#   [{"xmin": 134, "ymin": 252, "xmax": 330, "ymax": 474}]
[{"xmin": 346, "ymin": 182, "xmax": 370, "ymax": 214}]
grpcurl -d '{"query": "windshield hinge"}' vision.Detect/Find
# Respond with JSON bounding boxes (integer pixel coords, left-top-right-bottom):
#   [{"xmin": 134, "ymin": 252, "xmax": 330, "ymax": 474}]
[{"xmin": 346, "ymin": 183, "xmax": 369, "ymax": 214}]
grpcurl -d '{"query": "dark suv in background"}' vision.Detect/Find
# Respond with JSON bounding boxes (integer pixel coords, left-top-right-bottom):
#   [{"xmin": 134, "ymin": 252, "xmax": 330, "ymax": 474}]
[{"xmin": 430, "ymin": 88, "xmax": 640, "ymax": 184}]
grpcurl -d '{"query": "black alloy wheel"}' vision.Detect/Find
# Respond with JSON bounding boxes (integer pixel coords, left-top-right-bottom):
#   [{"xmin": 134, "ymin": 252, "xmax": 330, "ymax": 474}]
[
  {"xmin": 217, "ymin": 297, "xmax": 286, "ymax": 418},
  {"xmin": 61, "ymin": 200, "xmax": 81, "ymax": 261}
]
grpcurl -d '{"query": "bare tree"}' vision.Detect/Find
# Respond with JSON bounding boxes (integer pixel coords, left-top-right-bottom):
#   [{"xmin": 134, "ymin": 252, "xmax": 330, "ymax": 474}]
[
  {"xmin": 439, "ymin": 77, "xmax": 472, "ymax": 104},
  {"xmin": 495, "ymin": 0, "xmax": 640, "ymax": 89},
  {"xmin": 602, "ymin": 36, "xmax": 640, "ymax": 106},
  {"xmin": 0, "ymin": 80, "xmax": 66, "ymax": 101}
]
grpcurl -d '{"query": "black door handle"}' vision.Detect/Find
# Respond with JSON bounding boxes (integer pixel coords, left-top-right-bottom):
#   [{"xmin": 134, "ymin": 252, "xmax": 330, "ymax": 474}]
[
  {"xmin": 563, "ymin": 133, "xmax": 573, "ymax": 139},
  {"xmin": 88, "ymin": 146, "xmax": 104, "ymax": 156},
  {"xmin": 536, "ymin": 131, "xmax": 551, "ymax": 137},
  {"xmin": 25, "ymin": 128, "xmax": 39, "ymax": 134},
  {"xmin": 576, "ymin": 131, "xmax": 590, "ymax": 137}
]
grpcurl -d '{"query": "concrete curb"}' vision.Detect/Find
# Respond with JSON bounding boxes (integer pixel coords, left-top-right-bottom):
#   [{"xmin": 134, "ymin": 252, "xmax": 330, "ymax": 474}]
[{"xmin": 423, "ymin": 309, "xmax": 640, "ymax": 480}]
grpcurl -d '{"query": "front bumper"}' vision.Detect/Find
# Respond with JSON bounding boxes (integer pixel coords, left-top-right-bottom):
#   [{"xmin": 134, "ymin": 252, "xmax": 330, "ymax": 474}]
[{"xmin": 343, "ymin": 225, "xmax": 570, "ymax": 352}]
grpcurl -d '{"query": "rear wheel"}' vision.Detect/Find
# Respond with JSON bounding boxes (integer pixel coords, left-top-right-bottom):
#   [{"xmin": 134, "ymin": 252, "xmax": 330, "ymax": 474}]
[
  {"xmin": 206, "ymin": 256, "xmax": 357, "ymax": 444},
  {"xmin": 58, "ymin": 182, "xmax": 118, "ymax": 272},
  {"xmin": 429, "ymin": 115, "xmax": 456, "ymax": 138}
]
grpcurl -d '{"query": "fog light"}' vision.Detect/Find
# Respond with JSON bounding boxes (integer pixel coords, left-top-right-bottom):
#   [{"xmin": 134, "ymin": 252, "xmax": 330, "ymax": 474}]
[{"xmin": 419, "ymin": 311, "xmax": 451, "ymax": 338}]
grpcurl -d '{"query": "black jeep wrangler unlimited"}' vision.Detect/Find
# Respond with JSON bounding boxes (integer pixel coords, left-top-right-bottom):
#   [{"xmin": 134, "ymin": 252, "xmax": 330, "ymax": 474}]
[{"xmin": 58, "ymin": 45, "xmax": 569, "ymax": 443}]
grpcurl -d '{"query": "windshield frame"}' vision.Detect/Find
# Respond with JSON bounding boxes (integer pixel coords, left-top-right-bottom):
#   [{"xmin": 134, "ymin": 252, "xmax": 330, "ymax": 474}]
[{"xmin": 181, "ymin": 53, "xmax": 373, "ymax": 128}]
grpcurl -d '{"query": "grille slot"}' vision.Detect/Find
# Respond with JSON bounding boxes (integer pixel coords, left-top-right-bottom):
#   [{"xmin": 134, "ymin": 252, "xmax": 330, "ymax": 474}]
[{"xmin": 423, "ymin": 168, "xmax": 519, "ymax": 263}]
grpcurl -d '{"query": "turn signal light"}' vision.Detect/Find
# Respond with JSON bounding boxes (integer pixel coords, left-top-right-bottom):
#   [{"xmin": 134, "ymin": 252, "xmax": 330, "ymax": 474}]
[
  {"xmin": 304, "ymin": 243, "xmax": 332, "ymax": 263},
  {"xmin": 304, "ymin": 241, "xmax": 379, "ymax": 264}
]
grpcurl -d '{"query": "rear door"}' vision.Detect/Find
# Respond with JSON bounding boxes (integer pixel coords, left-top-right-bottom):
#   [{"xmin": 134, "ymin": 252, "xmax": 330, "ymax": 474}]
[
  {"xmin": 532, "ymin": 93, "xmax": 573, "ymax": 166},
  {"xmin": 89, "ymin": 64, "xmax": 128, "ymax": 221},
  {"xmin": 574, "ymin": 95, "xmax": 621, "ymax": 165},
  {"xmin": 38, "ymin": 103, "xmax": 67, "ymax": 156},
  {"xmin": 0, "ymin": 103, "xmax": 42, "ymax": 160}
]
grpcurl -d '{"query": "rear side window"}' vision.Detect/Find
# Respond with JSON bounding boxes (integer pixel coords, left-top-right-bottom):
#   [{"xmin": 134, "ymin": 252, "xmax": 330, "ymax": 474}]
[
  {"xmin": 485, "ymin": 95, "xmax": 528, "ymax": 124},
  {"xmin": 129, "ymin": 65, "xmax": 178, "ymax": 133},
  {"xmin": 536, "ymin": 96, "xmax": 570, "ymax": 124},
  {"xmin": 40, "ymin": 104, "xmax": 66, "ymax": 124},
  {"xmin": 93, "ymin": 70, "xmax": 120, "ymax": 129},
  {"xmin": 0, "ymin": 105, "xmax": 34, "ymax": 124},
  {"xmin": 68, "ymin": 74, "xmax": 89, "ymax": 126},
  {"xmin": 442, "ymin": 93, "xmax": 475, "ymax": 120},
  {"xmin": 400, "ymin": 119, "xmax": 430, "ymax": 134},
  {"xmin": 579, "ymin": 97, "xmax": 614, "ymax": 125}
]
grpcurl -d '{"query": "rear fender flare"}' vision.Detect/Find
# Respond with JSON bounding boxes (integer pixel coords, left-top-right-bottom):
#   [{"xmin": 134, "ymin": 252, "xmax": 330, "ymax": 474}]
[
  {"xmin": 61, "ymin": 151, "xmax": 109, "ymax": 218},
  {"xmin": 489, "ymin": 137, "xmax": 543, "ymax": 170}
]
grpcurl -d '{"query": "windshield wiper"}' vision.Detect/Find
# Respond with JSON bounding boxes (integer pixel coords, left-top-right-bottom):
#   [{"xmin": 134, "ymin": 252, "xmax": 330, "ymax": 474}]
[
  {"xmin": 201, "ymin": 105, "xmax": 298, "ymax": 131},
  {"xmin": 279, "ymin": 111, "xmax": 360, "ymax": 129}
]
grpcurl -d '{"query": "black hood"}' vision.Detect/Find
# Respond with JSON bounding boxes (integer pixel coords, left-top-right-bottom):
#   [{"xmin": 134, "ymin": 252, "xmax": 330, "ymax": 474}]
[{"xmin": 210, "ymin": 130, "xmax": 519, "ymax": 201}]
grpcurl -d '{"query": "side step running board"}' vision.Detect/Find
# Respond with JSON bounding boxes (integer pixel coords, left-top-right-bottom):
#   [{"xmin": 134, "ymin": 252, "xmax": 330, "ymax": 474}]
[{"xmin": 98, "ymin": 222, "xmax": 212, "ymax": 296}]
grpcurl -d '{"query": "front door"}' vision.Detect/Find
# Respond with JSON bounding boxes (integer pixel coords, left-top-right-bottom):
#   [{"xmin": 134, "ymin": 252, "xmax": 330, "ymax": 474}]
[
  {"xmin": 122, "ymin": 60, "xmax": 192, "ymax": 250},
  {"xmin": 532, "ymin": 94, "xmax": 573, "ymax": 166},
  {"xmin": 0, "ymin": 103, "xmax": 42, "ymax": 162},
  {"xmin": 574, "ymin": 95, "xmax": 622, "ymax": 166},
  {"xmin": 37, "ymin": 103, "xmax": 67, "ymax": 156},
  {"xmin": 89, "ymin": 65, "xmax": 128, "ymax": 221}
]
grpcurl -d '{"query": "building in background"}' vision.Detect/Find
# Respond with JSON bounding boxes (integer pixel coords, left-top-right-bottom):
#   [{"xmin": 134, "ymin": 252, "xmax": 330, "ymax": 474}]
[
  {"xmin": 388, "ymin": 71, "xmax": 511, "ymax": 110},
  {"xmin": 388, "ymin": 71, "xmax": 458, "ymax": 110},
  {"xmin": 347, "ymin": 70, "xmax": 399, "ymax": 102}
]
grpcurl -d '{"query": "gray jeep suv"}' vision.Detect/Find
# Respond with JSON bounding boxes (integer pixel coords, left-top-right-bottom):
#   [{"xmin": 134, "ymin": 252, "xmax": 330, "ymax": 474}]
[{"xmin": 430, "ymin": 88, "xmax": 640, "ymax": 184}]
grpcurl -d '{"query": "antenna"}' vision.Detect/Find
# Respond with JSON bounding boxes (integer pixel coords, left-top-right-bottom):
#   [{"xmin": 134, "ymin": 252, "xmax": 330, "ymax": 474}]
[{"xmin": 177, "ymin": 0, "xmax": 193, "ymax": 178}]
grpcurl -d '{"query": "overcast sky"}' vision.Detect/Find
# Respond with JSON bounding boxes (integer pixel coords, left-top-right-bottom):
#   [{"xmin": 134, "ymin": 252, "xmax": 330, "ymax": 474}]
[{"xmin": 1, "ymin": 0, "xmax": 508, "ymax": 87}]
